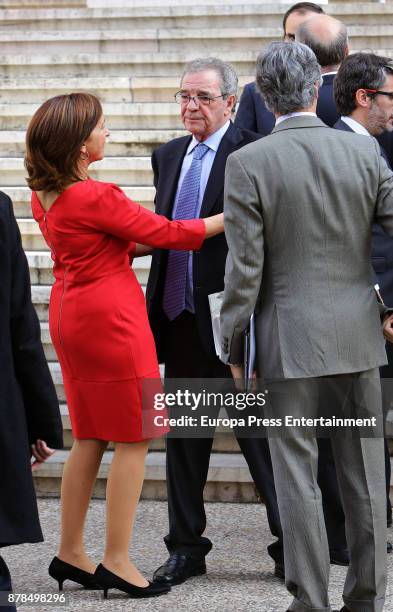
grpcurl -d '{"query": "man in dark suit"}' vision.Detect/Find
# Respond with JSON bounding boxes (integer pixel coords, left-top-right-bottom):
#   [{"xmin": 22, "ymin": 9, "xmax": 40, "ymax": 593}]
[
  {"xmin": 146, "ymin": 57, "xmax": 284, "ymax": 586},
  {"xmin": 334, "ymin": 52, "xmax": 393, "ymax": 529},
  {"xmin": 235, "ymin": 2, "xmax": 327, "ymax": 134},
  {"xmin": 0, "ymin": 192, "xmax": 63, "ymax": 611}
]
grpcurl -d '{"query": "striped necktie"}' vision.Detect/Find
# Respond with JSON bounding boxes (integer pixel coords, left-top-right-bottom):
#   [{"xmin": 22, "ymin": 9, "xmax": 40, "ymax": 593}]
[{"xmin": 162, "ymin": 142, "xmax": 209, "ymax": 321}]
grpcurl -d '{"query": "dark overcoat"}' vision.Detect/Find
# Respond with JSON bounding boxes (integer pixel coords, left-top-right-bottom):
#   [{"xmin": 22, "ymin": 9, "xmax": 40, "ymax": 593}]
[{"xmin": 0, "ymin": 191, "xmax": 63, "ymax": 547}]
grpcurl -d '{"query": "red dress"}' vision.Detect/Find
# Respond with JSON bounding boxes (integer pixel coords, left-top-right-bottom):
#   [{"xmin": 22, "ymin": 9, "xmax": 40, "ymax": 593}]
[{"xmin": 31, "ymin": 179, "xmax": 205, "ymax": 442}]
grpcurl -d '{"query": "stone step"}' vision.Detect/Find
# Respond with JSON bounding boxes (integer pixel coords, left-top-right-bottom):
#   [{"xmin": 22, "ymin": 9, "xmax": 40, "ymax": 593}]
[
  {"xmin": 5, "ymin": 185, "xmax": 155, "ymax": 217},
  {"xmin": 0, "ymin": 0, "xmax": 85, "ymax": 7},
  {"xmin": 32, "ymin": 283, "xmax": 147, "ymax": 322},
  {"xmin": 0, "ymin": 4, "xmax": 390, "ymax": 32},
  {"xmin": 33, "ymin": 448, "xmax": 259, "ymax": 502},
  {"xmin": 0, "ymin": 128, "xmax": 187, "ymax": 158},
  {"xmin": 0, "ymin": 76, "xmax": 252, "ymax": 104},
  {"xmin": 1, "ymin": 47, "xmax": 393, "ymax": 79},
  {"xmin": 0, "ymin": 25, "xmax": 391, "ymax": 55},
  {"xmin": 0, "ymin": 156, "xmax": 153, "ymax": 186},
  {"xmin": 0, "ymin": 102, "xmax": 182, "ymax": 130},
  {"xmin": 58, "ymin": 403, "xmax": 244, "ymax": 452},
  {"xmin": 28, "ymin": 251, "xmax": 152, "ymax": 286},
  {"xmin": 0, "ymin": 51, "xmax": 271, "ymax": 78},
  {"xmin": 0, "ymin": 27, "xmax": 283, "ymax": 55}
]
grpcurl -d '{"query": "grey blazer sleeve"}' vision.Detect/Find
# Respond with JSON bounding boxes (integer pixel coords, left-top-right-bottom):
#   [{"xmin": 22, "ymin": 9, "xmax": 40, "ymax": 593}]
[{"xmin": 220, "ymin": 152, "xmax": 264, "ymax": 363}]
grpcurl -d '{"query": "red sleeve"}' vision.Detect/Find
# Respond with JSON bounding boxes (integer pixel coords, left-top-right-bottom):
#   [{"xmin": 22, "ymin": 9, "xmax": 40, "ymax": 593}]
[
  {"xmin": 128, "ymin": 242, "xmax": 136, "ymax": 264},
  {"xmin": 92, "ymin": 183, "xmax": 206, "ymax": 251}
]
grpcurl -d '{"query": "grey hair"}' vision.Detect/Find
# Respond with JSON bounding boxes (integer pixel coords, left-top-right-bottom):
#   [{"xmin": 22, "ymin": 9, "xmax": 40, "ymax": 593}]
[
  {"xmin": 181, "ymin": 57, "xmax": 238, "ymax": 97},
  {"xmin": 296, "ymin": 21, "xmax": 348, "ymax": 68},
  {"xmin": 256, "ymin": 41, "xmax": 321, "ymax": 115}
]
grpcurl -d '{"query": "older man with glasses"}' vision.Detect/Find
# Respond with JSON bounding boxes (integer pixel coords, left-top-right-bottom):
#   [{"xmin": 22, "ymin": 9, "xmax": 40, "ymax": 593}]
[{"xmin": 146, "ymin": 57, "xmax": 285, "ymax": 587}]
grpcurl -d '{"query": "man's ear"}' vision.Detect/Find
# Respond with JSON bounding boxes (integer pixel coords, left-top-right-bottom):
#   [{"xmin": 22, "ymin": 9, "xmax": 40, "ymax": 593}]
[
  {"xmin": 355, "ymin": 89, "xmax": 372, "ymax": 109},
  {"xmin": 225, "ymin": 94, "xmax": 237, "ymax": 116}
]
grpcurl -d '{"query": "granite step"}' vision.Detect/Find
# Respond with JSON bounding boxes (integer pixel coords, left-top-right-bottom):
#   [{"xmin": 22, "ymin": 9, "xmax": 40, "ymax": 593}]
[
  {"xmin": 0, "ymin": 0, "xmax": 85, "ymax": 8},
  {"xmin": 0, "ymin": 128, "xmax": 188, "ymax": 158},
  {"xmin": 0, "ymin": 48, "xmax": 392, "ymax": 80},
  {"xmin": 32, "ymin": 283, "xmax": 147, "ymax": 322},
  {"xmin": 0, "ymin": 76, "xmax": 251, "ymax": 104},
  {"xmin": 0, "ymin": 156, "xmax": 153, "ymax": 186},
  {"xmin": 0, "ymin": 102, "xmax": 182, "ymax": 130},
  {"xmin": 0, "ymin": 4, "xmax": 390, "ymax": 32},
  {"xmin": 5, "ymin": 185, "xmax": 155, "ymax": 217},
  {"xmin": 0, "ymin": 51, "xmax": 272, "ymax": 78},
  {"xmin": 0, "ymin": 25, "xmax": 392, "ymax": 55},
  {"xmin": 33, "ymin": 449, "xmax": 260, "ymax": 502},
  {"xmin": 58, "ymin": 403, "xmax": 246, "ymax": 453},
  {"xmin": 28, "ymin": 251, "xmax": 152, "ymax": 286}
]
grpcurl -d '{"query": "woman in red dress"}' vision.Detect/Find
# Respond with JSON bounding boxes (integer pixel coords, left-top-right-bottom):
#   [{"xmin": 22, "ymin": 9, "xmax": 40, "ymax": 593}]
[{"xmin": 25, "ymin": 93, "xmax": 224, "ymax": 599}]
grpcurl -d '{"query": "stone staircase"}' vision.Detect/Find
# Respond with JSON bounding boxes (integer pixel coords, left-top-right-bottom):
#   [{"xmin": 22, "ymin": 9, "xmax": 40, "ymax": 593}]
[{"xmin": 2, "ymin": 0, "xmax": 393, "ymax": 500}]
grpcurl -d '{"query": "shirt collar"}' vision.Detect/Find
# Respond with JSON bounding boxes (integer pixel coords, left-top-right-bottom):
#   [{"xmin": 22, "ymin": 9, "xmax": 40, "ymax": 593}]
[
  {"xmin": 186, "ymin": 120, "xmax": 231, "ymax": 155},
  {"xmin": 275, "ymin": 112, "xmax": 316, "ymax": 126},
  {"xmin": 341, "ymin": 116, "xmax": 370, "ymax": 136},
  {"xmin": 322, "ymin": 71, "xmax": 338, "ymax": 77}
]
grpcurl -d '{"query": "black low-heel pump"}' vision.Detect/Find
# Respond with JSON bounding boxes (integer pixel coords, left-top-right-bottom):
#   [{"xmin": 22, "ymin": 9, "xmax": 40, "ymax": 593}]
[
  {"xmin": 48, "ymin": 556, "xmax": 101, "ymax": 591},
  {"xmin": 94, "ymin": 564, "xmax": 170, "ymax": 599}
]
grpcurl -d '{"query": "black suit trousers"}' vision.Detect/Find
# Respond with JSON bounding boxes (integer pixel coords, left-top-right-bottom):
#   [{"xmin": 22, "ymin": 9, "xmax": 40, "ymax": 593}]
[{"xmin": 163, "ymin": 311, "xmax": 283, "ymax": 562}]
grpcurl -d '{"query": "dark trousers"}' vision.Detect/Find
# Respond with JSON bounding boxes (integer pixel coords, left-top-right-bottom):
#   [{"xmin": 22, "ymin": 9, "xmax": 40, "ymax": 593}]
[
  {"xmin": 163, "ymin": 311, "xmax": 283, "ymax": 562},
  {"xmin": 380, "ymin": 340, "xmax": 393, "ymax": 526}
]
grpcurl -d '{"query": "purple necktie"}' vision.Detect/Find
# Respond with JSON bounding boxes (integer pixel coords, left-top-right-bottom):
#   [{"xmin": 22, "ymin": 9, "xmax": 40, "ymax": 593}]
[{"xmin": 163, "ymin": 143, "xmax": 209, "ymax": 321}]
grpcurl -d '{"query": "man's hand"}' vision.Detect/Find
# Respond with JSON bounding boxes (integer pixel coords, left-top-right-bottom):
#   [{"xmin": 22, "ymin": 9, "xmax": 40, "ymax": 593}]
[
  {"xmin": 229, "ymin": 364, "xmax": 244, "ymax": 390},
  {"xmin": 31, "ymin": 439, "xmax": 55, "ymax": 471},
  {"xmin": 383, "ymin": 313, "xmax": 393, "ymax": 343}
]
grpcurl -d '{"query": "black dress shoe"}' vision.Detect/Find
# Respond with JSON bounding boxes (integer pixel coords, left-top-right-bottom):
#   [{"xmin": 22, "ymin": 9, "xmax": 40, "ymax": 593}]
[
  {"xmin": 48, "ymin": 556, "xmax": 101, "ymax": 591},
  {"xmin": 153, "ymin": 554, "xmax": 206, "ymax": 586},
  {"xmin": 274, "ymin": 562, "xmax": 285, "ymax": 580},
  {"xmin": 388, "ymin": 541, "xmax": 393, "ymax": 554},
  {"xmin": 330, "ymin": 549, "xmax": 349, "ymax": 566},
  {"xmin": 94, "ymin": 564, "xmax": 170, "ymax": 599}
]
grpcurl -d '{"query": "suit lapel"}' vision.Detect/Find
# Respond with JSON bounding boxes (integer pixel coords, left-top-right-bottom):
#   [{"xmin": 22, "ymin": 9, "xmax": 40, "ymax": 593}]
[
  {"xmin": 334, "ymin": 118, "xmax": 353, "ymax": 132},
  {"xmin": 200, "ymin": 122, "xmax": 242, "ymax": 218},
  {"xmin": 159, "ymin": 136, "xmax": 191, "ymax": 219}
]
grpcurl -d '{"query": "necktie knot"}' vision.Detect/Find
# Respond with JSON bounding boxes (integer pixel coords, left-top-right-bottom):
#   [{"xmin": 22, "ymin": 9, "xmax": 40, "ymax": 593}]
[{"xmin": 193, "ymin": 143, "xmax": 209, "ymax": 160}]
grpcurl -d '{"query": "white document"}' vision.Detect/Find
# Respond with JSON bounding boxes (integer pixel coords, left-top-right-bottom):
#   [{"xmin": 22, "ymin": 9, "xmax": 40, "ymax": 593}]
[{"xmin": 208, "ymin": 291, "xmax": 223, "ymax": 357}]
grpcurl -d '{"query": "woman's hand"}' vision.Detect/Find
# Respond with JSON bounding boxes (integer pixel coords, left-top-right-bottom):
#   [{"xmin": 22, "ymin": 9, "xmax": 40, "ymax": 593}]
[
  {"xmin": 31, "ymin": 439, "xmax": 55, "ymax": 471},
  {"xmin": 203, "ymin": 212, "xmax": 224, "ymax": 238}
]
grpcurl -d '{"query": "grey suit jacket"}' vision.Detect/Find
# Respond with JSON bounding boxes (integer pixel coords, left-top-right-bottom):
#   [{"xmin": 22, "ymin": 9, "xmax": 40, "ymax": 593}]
[{"xmin": 220, "ymin": 115, "xmax": 393, "ymax": 379}]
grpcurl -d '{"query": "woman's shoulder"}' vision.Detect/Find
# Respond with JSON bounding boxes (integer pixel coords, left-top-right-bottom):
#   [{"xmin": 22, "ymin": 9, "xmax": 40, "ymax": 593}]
[{"xmin": 83, "ymin": 179, "xmax": 123, "ymax": 198}]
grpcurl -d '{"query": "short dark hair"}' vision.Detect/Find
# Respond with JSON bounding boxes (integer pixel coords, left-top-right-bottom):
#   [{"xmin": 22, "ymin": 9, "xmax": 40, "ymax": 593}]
[
  {"xmin": 25, "ymin": 93, "xmax": 102, "ymax": 193},
  {"xmin": 282, "ymin": 2, "xmax": 324, "ymax": 33},
  {"xmin": 334, "ymin": 52, "xmax": 393, "ymax": 116},
  {"xmin": 297, "ymin": 19, "xmax": 347, "ymax": 67}
]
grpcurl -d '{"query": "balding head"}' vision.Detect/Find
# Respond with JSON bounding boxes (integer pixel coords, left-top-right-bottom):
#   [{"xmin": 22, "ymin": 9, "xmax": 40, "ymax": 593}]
[{"xmin": 296, "ymin": 14, "xmax": 348, "ymax": 71}]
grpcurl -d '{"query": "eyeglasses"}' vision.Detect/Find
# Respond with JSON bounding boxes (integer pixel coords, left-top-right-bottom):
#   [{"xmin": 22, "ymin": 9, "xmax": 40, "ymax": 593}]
[
  {"xmin": 364, "ymin": 89, "xmax": 393, "ymax": 100},
  {"xmin": 174, "ymin": 92, "xmax": 227, "ymax": 106}
]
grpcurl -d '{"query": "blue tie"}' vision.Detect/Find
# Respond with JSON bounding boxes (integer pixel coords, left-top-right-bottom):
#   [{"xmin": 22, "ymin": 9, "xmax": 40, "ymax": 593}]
[{"xmin": 163, "ymin": 143, "xmax": 209, "ymax": 321}]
